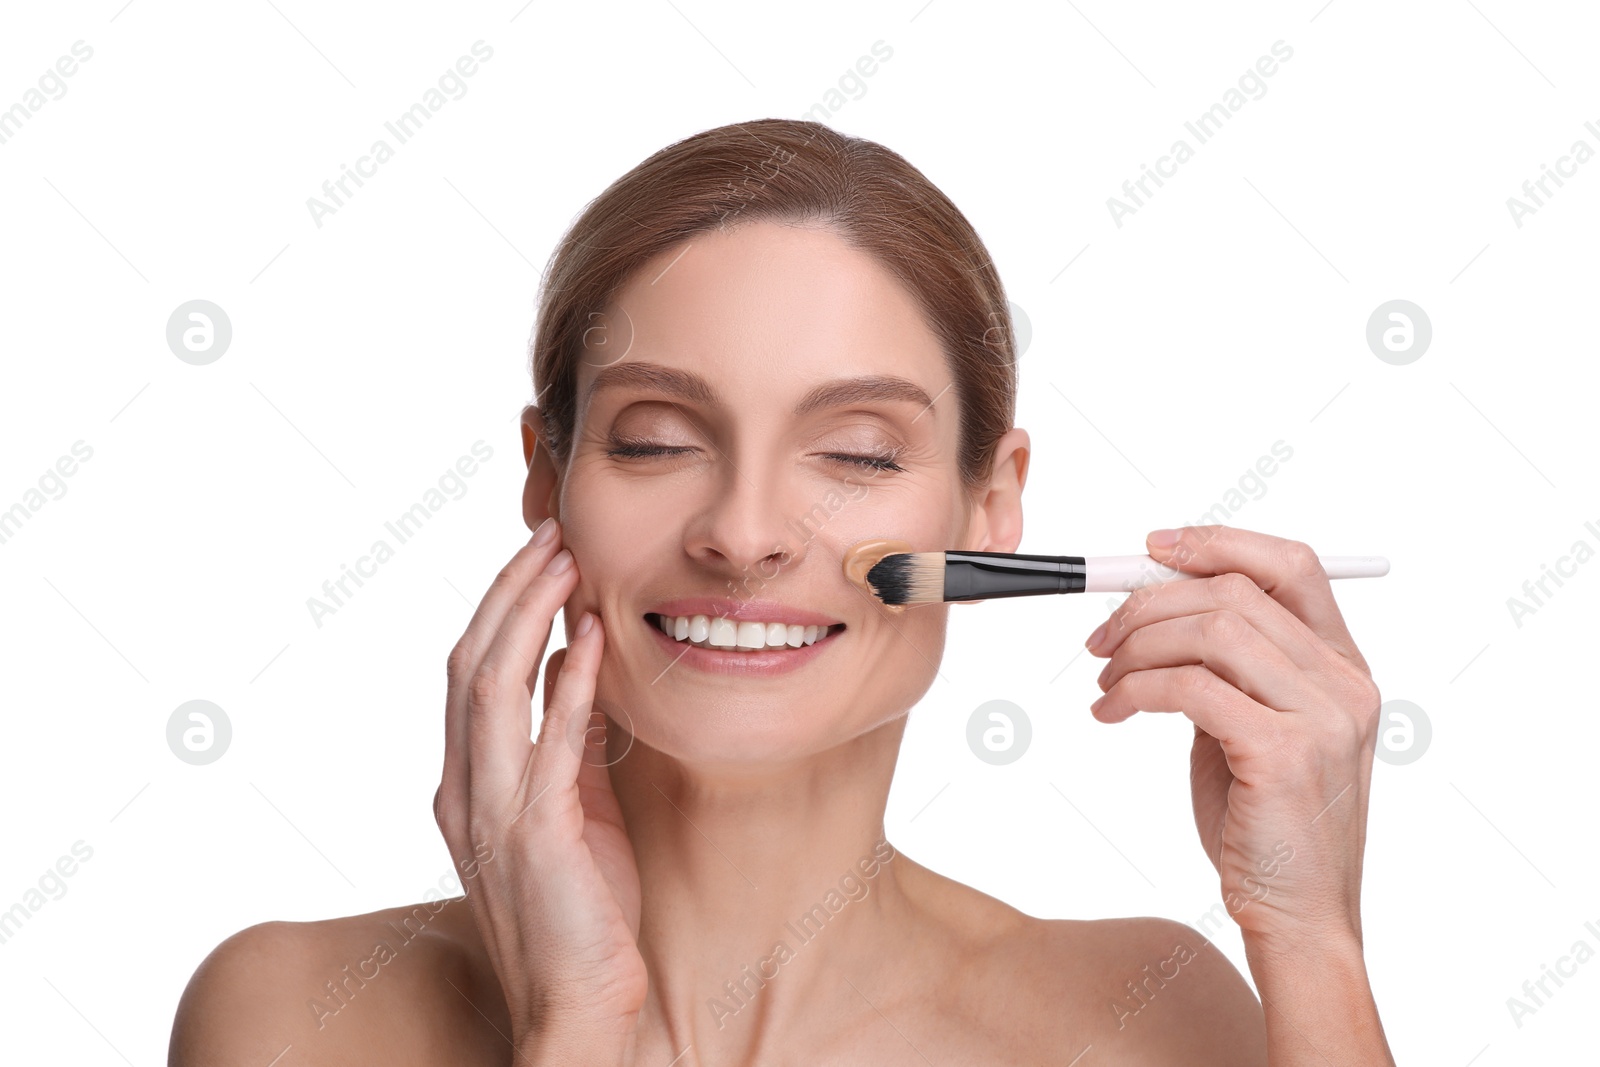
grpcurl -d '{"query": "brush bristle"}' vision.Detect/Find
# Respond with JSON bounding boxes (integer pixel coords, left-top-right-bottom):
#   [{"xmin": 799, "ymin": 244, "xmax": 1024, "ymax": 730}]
[{"xmin": 864, "ymin": 552, "xmax": 946, "ymax": 606}]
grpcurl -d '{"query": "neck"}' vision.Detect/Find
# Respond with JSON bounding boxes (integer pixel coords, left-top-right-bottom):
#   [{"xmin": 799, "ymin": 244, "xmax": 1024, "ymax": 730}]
[{"xmin": 609, "ymin": 715, "xmax": 912, "ymax": 1060}]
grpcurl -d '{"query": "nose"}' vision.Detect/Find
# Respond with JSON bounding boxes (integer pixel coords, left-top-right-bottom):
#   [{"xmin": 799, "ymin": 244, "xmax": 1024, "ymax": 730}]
[{"xmin": 684, "ymin": 465, "xmax": 808, "ymax": 584}]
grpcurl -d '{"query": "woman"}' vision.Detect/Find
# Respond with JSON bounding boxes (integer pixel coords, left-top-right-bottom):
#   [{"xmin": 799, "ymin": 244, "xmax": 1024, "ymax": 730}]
[{"xmin": 170, "ymin": 119, "xmax": 1393, "ymax": 1065}]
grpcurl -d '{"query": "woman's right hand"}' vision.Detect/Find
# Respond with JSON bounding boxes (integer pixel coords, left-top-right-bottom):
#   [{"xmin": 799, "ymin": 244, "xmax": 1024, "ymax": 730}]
[{"xmin": 434, "ymin": 517, "xmax": 645, "ymax": 1062}]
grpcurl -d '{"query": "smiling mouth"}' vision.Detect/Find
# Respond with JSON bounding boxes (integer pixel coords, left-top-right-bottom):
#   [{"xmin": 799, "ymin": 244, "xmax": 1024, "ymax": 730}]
[{"xmin": 644, "ymin": 612, "xmax": 845, "ymax": 652}]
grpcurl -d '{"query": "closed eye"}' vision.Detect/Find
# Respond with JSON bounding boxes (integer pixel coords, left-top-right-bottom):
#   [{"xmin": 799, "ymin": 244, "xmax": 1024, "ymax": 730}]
[
  {"xmin": 821, "ymin": 452, "xmax": 904, "ymax": 472},
  {"xmin": 604, "ymin": 442, "xmax": 691, "ymax": 460},
  {"xmin": 604, "ymin": 442, "xmax": 903, "ymax": 472}
]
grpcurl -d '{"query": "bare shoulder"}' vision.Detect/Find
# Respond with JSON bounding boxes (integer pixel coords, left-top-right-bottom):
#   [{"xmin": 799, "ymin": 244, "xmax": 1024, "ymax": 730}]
[
  {"xmin": 888, "ymin": 858, "xmax": 1264, "ymax": 1064},
  {"xmin": 169, "ymin": 897, "xmax": 510, "ymax": 1067},
  {"xmin": 1017, "ymin": 914, "xmax": 1268, "ymax": 1065}
]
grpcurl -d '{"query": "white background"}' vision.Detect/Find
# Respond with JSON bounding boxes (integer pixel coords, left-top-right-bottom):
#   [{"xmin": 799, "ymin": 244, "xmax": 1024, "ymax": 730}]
[{"xmin": 2, "ymin": 0, "xmax": 1596, "ymax": 1062}]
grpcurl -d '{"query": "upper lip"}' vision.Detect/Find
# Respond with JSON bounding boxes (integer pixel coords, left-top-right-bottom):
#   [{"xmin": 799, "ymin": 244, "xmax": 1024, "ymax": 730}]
[{"xmin": 645, "ymin": 597, "xmax": 843, "ymax": 628}]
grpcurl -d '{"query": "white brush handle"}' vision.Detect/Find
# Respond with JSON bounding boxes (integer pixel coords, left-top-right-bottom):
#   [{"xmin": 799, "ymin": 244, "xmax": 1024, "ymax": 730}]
[{"xmin": 1083, "ymin": 554, "xmax": 1389, "ymax": 593}]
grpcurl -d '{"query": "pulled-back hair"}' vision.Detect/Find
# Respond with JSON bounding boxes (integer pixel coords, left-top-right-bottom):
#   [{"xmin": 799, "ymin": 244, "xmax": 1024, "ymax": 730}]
[{"xmin": 529, "ymin": 118, "xmax": 1017, "ymax": 492}]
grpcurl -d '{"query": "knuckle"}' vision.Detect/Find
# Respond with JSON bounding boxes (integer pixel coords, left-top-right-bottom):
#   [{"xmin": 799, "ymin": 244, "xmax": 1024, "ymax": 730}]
[
  {"xmin": 1178, "ymin": 664, "xmax": 1219, "ymax": 701},
  {"xmin": 1324, "ymin": 693, "xmax": 1361, "ymax": 733},
  {"xmin": 1214, "ymin": 571, "xmax": 1260, "ymax": 610},
  {"xmin": 466, "ymin": 665, "xmax": 502, "ymax": 712},
  {"xmin": 1201, "ymin": 609, "xmax": 1252, "ymax": 649},
  {"xmin": 434, "ymin": 789, "xmax": 464, "ymax": 839},
  {"xmin": 1282, "ymin": 539, "xmax": 1323, "ymax": 578},
  {"xmin": 446, "ymin": 641, "xmax": 475, "ymax": 681},
  {"xmin": 1101, "ymin": 674, "xmax": 1131, "ymax": 706},
  {"xmin": 1352, "ymin": 675, "xmax": 1382, "ymax": 732},
  {"xmin": 1330, "ymin": 711, "xmax": 1362, "ymax": 749}
]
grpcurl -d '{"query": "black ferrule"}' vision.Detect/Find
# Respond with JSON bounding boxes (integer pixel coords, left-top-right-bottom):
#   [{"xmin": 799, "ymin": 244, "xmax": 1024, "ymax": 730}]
[{"xmin": 942, "ymin": 551, "xmax": 1088, "ymax": 602}]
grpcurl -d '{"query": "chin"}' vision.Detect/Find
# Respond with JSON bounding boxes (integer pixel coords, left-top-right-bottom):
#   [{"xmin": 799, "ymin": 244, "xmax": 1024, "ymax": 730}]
[
  {"xmin": 594, "ymin": 661, "xmax": 936, "ymax": 773},
  {"xmin": 597, "ymin": 671, "xmax": 863, "ymax": 767}
]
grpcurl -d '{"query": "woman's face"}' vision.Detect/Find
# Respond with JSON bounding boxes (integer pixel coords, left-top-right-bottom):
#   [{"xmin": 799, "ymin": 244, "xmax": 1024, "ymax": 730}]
[{"xmin": 550, "ymin": 220, "xmax": 982, "ymax": 766}]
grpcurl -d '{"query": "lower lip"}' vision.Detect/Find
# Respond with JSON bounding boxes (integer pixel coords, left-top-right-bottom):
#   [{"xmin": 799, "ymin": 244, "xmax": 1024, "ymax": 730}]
[{"xmin": 643, "ymin": 616, "xmax": 843, "ymax": 676}]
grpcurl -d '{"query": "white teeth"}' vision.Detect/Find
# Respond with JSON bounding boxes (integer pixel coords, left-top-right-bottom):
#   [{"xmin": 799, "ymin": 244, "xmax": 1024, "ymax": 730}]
[
  {"xmin": 651, "ymin": 613, "xmax": 838, "ymax": 651},
  {"xmin": 737, "ymin": 621, "xmax": 766, "ymax": 649}
]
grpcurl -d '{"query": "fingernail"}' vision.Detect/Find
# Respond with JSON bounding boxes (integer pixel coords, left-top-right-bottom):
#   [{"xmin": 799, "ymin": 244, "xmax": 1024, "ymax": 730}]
[
  {"xmin": 1086, "ymin": 622, "xmax": 1108, "ymax": 650},
  {"xmin": 1096, "ymin": 662, "xmax": 1111, "ymax": 690},
  {"xmin": 1089, "ymin": 694, "xmax": 1107, "ymax": 717},
  {"xmin": 543, "ymin": 548, "xmax": 573, "ymax": 575},
  {"xmin": 575, "ymin": 610, "xmax": 595, "ymax": 638},
  {"xmin": 532, "ymin": 516, "xmax": 558, "ymax": 546},
  {"xmin": 1147, "ymin": 528, "xmax": 1179, "ymax": 549}
]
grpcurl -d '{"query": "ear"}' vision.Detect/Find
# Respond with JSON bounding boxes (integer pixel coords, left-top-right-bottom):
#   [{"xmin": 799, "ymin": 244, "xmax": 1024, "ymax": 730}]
[
  {"xmin": 956, "ymin": 427, "xmax": 1030, "ymax": 602},
  {"xmin": 520, "ymin": 404, "xmax": 562, "ymax": 532}
]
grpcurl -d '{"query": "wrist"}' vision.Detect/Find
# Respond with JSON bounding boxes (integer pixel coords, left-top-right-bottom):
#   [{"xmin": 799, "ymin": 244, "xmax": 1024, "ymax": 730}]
[
  {"xmin": 1242, "ymin": 921, "xmax": 1364, "ymax": 972},
  {"xmin": 516, "ymin": 1024, "xmax": 634, "ymax": 1066},
  {"xmin": 1243, "ymin": 924, "xmax": 1374, "ymax": 1012},
  {"xmin": 1242, "ymin": 929, "xmax": 1393, "ymax": 1065}
]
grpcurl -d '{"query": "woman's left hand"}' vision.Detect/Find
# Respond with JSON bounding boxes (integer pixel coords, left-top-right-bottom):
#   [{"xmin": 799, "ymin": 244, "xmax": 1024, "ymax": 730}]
[{"xmin": 1084, "ymin": 524, "xmax": 1382, "ymax": 953}]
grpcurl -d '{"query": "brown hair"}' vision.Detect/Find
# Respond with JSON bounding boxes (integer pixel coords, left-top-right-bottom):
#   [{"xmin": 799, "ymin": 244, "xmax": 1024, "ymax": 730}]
[{"xmin": 528, "ymin": 118, "xmax": 1017, "ymax": 493}]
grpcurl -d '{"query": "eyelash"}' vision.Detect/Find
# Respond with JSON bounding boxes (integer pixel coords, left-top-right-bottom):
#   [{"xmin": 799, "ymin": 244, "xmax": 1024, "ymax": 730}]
[
  {"xmin": 604, "ymin": 442, "xmax": 905, "ymax": 473},
  {"xmin": 837, "ymin": 452, "xmax": 905, "ymax": 472}
]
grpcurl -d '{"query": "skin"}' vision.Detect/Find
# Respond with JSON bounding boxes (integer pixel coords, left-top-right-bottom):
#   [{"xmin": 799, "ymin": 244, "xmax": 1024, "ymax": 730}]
[{"xmin": 169, "ymin": 220, "xmax": 1392, "ymax": 1065}]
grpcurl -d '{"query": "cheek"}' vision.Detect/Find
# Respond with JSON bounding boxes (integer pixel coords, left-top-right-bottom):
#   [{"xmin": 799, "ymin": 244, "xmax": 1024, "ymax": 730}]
[
  {"xmin": 848, "ymin": 602, "xmax": 951, "ymax": 736},
  {"xmin": 816, "ymin": 468, "xmax": 966, "ymax": 566},
  {"xmin": 817, "ymin": 495, "xmax": 955, "ymax": 647},
  {"xmin": 557, "ymin": 474, "xmax": 662, "ymax": 626}
]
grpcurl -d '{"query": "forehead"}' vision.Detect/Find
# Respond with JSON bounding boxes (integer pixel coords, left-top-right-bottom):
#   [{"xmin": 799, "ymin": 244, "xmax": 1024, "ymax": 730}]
[{"xmin": 573, "ymin": 221, "xmax": 952, "ymax": 415}]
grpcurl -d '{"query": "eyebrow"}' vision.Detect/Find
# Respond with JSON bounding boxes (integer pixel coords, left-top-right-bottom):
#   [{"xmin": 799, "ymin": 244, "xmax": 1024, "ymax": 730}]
[{"xmin": 582, "ymin": 361, "xmax": 938, "ymax": 418}]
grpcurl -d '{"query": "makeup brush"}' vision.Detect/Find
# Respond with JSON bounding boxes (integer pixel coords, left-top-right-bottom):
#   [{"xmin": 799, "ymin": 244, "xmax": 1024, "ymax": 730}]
[{"xmin": 863, "ymin": 549, "xmax": 1390, "ymax": 607}]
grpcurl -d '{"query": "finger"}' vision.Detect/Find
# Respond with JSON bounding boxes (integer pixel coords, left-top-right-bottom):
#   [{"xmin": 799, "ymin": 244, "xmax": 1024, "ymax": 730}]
[
  {"xmin": 483, "ymin": 644, "xmax": 568, "ymax": 835},
  {"xmin": 535, "ymin": 637, "xmax": 619, "ymax": 796},
  {"xmin": 1097, "ymin": 610, "xmax": 1332, "ymax": 716},
  {"xmin": 446, "ymin": 521, "xmax": 567, "ymax": 772},
  {"xmin": 531, "ymin": 611, "xmax": 606, "ymax": 800},
  {"xmin": 538, "ymin": 639, "xmax": 626, "ymax": 832},
  {"xmin": 441, "ymin": 521, "xmax": 568, "ymax": 827},
  {"xmin": 1146, "ymin": 525, "xmax": 1370, "ymax": 672},
  {"xmin": 1093, "ymin": 663, "xmax": 1275, "ymax": 758},
  {"xmin": 1091, "ymin": 572, "xmax": 1351, "ymax": 688},
  {"xmin": 466, "ymin": 547, "xmax": 581, "ymax": 800},
  {"xmin": 541, "ymin": 646, "xmax": 568, "ymax": 717}
]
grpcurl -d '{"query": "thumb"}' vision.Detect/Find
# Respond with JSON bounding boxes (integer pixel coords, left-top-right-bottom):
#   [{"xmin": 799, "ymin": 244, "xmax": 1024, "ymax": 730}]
[{"xmin": 1146, "ymin": 525, "xmax": 1211, "ymax": 574}]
